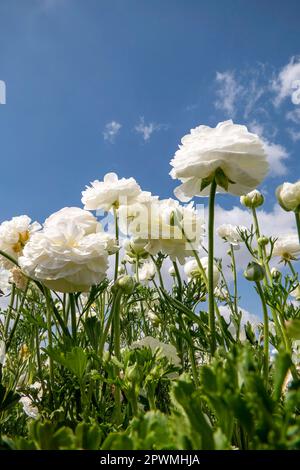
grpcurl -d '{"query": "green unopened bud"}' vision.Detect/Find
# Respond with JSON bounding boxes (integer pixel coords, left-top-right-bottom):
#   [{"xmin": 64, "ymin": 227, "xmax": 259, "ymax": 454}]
[
  {"xmin": 258, "ymin": 236, "xmax": 269, "ymax": 246},
  {"xmin": 114, "ymin": 275, "xmax": 135, "ymax": 294},
  {"xmin": 125, "ymin": 363, "xmax": 141, "ymax": 383},
  {"xmin": 240, "ymin": 190, "xmax": 264, "ymax": 209},
  {"xmin": 271, "ymin": 267, "xmax": 281, "ymax": 281},
  {"xmin": 244, "ymin": 261, "xmax": 265, "ymax": 282}
]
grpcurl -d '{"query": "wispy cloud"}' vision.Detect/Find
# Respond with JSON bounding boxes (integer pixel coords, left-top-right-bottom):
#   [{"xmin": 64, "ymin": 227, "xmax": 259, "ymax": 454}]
[
  {"xmin": 286, "ymin": 107, "xmax": 300, "ymax": 124},
  {"xmin": 134, "ymin": 117, "xmax": 166, "ymax": 142},
  {"xmin": 287, "ymin": 128, "xmax": 300, "ymax": 142},
  {"xmin": 249, "ymin": 121, "xmax": 289, "ymax": 176},
  {"xmin": 103, "ymin": 121, "xmax": 122, "ymax": 143},
  {"xmin": 272, "ymin": 56, "xmax": 300, "ymax": 106},
  {"xmin": 215, "ymin": 71, "xmax": 244, "ymax": 117}
]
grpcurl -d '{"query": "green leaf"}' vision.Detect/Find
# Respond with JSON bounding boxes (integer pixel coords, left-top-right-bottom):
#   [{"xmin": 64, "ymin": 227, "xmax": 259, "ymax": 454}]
[{"xmin": 273, "ymin": 351, "xmax": 292, "ymax": 401}]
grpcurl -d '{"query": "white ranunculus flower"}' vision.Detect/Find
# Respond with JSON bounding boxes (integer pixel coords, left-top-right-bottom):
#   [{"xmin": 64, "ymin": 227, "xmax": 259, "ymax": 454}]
[
  {"xmin": 138, "ymin": 260, "xmax": 156, "ymax": 282},
  {"xmin": 217, "ymin": 224, "xmax": 247, "ymax": 246},
  {"xmin": 19, "ymin": 396, "xmax": 39, "ymax": 419},
  {"xmin": 0, "ymin": 215, "xmax": 41, "ymax": 268},
  {"xmin": 19, "ymin": 209, "xmax": 114, "ymax": 293},
  {"xmin": 170, "ymin": 120, "xmax": 268, "ymax": 201},
  {"xmin": 184, "ymin": 257, "xmax": 220, "ymax": 287},
  {"xmin": 81, "ymin": 172, "xmax": 141, "ymax": 212},
  {"xmin": 131, "ymin": 336, "xmax": 180, "ymax": 367},
  {"xmin": 44, "ymin": 206, "xmax": 100, "ymax": 234},
  {"xmin": 276, "ymin": 181, "xmax": 300, "ymax": 212},
  {"xmin": 272, "ymin": 234, "xmax": 300, "ymax": 261},
  {"xmin": 144, "ymin": 199, "xmax": 204, "ymax": 264}
]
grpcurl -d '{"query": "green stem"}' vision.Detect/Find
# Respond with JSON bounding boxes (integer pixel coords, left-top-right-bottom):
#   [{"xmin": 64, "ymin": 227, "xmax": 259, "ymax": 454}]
[
  {"xmin": 6, "ymin": 282, "xmax": 29, "ymax": 352},
  {"xmin": 150, "ymin": 255, "xmax": 165, "ymax": 290},
  {"xmin": 173, "ymin": 261, "xmax": 182, "ymax": 300},
  {"xmin": 70, "ymin": 294, "xmax": 77, "ymax": 341},
  {"xmin": 44, "ymin": 288, "xmax": 55, "ymax": 403},
  {"xmin": 4, "ymin": 284, "xmax": 16, "ymax": 340},
  {"xmin": 113, "ymin": 289, "xmax": 122, "ymax": 424},
  {"xmin": 208, "ymin": 179, "xmax": 217, "ymax": 355},
  {"xmin": 113, "ymin": 206, "xmax": 119, "ymax": 282},
  {"xmin": 255, "ymin": 281, "xmax": 269, "ymax": 385},
  {"xmin": 295, "ymin": 210, "xmax": 300, "ymax": 244}
]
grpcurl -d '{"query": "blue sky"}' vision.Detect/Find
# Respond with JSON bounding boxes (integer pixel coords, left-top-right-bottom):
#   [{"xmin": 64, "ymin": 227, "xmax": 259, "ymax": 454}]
[{"xmin": 0, "ymin": 0, "xmax": 300, "ymax": 315}]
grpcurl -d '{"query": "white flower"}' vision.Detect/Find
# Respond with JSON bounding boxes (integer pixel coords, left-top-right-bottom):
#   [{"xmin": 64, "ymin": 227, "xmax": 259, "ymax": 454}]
[
  {"xmin": 0, "ymin": 267, "xmax": 10, "ymax": 295},
  {"xmin": 0, "ymin": 215, "xmax": 41, "ymax": 268},
  {"xmin": 217, "ymin": 224, "xmax": 246, "ymax": 246},
  {"xmin": 81, "ymin": 172, "xmax": 141, "ymax": 212},
  {"xmin": 19, "ymin": 209, "xmax": 114, "ymax": 293},
  {"xmin": 131, "ymin": 336, "xmax": 180, "ymax": 367},
  {"xmin": 272, "ymin": 234, "xmax": 300, "ymax": 261},
  {"xmin": 133, "ymin": 198, "xmax": 204, "ymax": 264},
  {"xmin": 290, "ymin": 284, "xmax": 300, "ymax": 300},
  {"xmin": 184, "ymin": 257, "xmax": 220, "ymax": 287},
  {"xmin": 44, "ymin": 206, "xmax": 100, "ymax": 233},
  {"xmin": 19, "ymin": 396, "xmax": 39, "ymax": 419},
  {"xmin": 138, "ymin": 260, "xmax": 156, "ymax": 282},
  {"xmin": 276, "ymin": 181, "xmax": 300, "ymax": 212},
  {"xmin": 170, "ymin": 120, "xmax": 268, "ymax": 201}
]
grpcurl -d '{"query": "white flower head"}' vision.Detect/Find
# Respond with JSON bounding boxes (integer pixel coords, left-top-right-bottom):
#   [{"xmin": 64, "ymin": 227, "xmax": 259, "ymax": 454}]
[
  {"xmin": 170, "ymin": 120, "xmax": 268, "ymax": 201},
  {"xmin": 272, "ymin": 234, "xmax": 300, "ymax": 261},
  {"xmin": 81, "ymin": 172, "xmax": 141, "ymax": 212},
  {"xmin": 217, "ymin": 223, "xmax": 247, "ymax": 246},
  {"xmin": 184, "ymin": 256, "xmax": 220, "ymax": 287},
  {"xmin": 276, "ymin": 181, "xmax": 300, "ymax": 212},
  {"xmin": 19, "ymin": 208, "xmax": 114, "ymax": 293},
  {"xmin": 137, "ymin": 199, "xmax": 204, "ymax": 264},
  {"xmin": 131, "ymin": 336, "xmax": 180, "ymax": 367},
  {"xmin": 0, "ymin": 215, "xmax": 41, "ymax": 268},
  {"xmin": 19, "ymin": 396, "xmax": 39, "ymax": 419},
  {"xmin": 138, "ymin": 260, "xmax": 156, "ymax": 282}
]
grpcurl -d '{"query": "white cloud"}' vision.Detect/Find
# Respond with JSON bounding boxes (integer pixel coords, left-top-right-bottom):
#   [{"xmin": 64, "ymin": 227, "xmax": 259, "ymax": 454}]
[
  {"xmin": 287, "ymin": 128, "xmax": 300, "ymax": 142},
  {"xmin": 218, "ymin": 305, "xmax": 261, "ymax": 338},
  {"xmin": 134, "ymin": 117, "xmax": 165, "ymax": 142},
  {"xmin": 248, "ymin": 121, "xmax": 289, "ymax": 176},
  {"xmin": 272, "ymin": 56, "xmax": 300, "ymax": 106},
  {"xmin": 103, "ymin": 121, "xmax": 122, "ymax": 143},
  {"xmin": 201, "ymin": 203, "xmax": 297, "ymax": 280},
  {"xmin": 286, "ymin": 107, "xmax": 300, "ymax": 124},
  {"xmin": 215, "ymin": 71, "xmax": 244, "ymax": 117}
]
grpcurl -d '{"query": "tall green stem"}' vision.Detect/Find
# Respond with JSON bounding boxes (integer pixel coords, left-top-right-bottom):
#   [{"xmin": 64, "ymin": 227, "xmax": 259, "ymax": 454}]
[
  {"xmin": 113, "ymin": 289, "xmax": 122, "ymax": 424},
  {"xmin": 255, "ymin": 281, "xmax": 269, "ymax": 385},
  {"xmin": 113, "ymin": 206, "xmax": 119, "ymax": 281},
  {"xmin": 208, "ymin": 179, "xmax": 217, "ymax": 355},
  {"xmin": 173, "ymin": 261, "xmax": 182, "ymax": 300}
]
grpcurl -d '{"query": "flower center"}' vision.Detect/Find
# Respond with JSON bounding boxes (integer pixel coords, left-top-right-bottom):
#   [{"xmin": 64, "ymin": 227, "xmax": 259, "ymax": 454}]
[{"xmin": 12, "ymin": 230, "xmax": 30, "ymax": 253}]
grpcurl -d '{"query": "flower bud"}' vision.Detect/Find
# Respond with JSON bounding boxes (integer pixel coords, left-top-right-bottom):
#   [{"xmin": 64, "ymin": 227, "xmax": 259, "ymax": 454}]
[
  {"xmin": 240, "ymin": 190, "xmax": 264, "ymax": 209},
  {"xmin": 244, "ymin": 262, "xmax": 265, "ymax": 282},
  {"xmin": 114, "ymin": 275, "xmax": 135, "ymax": 294},
  {"xmin": 118, "ymin": 265, "xmax": 126, "ymax": 276},
  {"xmin": 271, "ymin": 267, "xmax": 281, "ymax": 281},
  {"xmin": 125, "ymin": 363, "xmax": 141, "ymax": 384},
  {"xmin": 276, "ymin": 181, "xmax": 300, "ymax": 213},
  {"xmin": 257, "ymin": 236, "xmax": 269, "ymax": 247}
]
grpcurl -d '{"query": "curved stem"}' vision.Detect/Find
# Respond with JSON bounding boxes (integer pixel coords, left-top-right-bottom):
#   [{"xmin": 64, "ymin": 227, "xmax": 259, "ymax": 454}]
[{"xmin": 208, "ymin": 179, "xmax": 217, "ymax": 355}]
